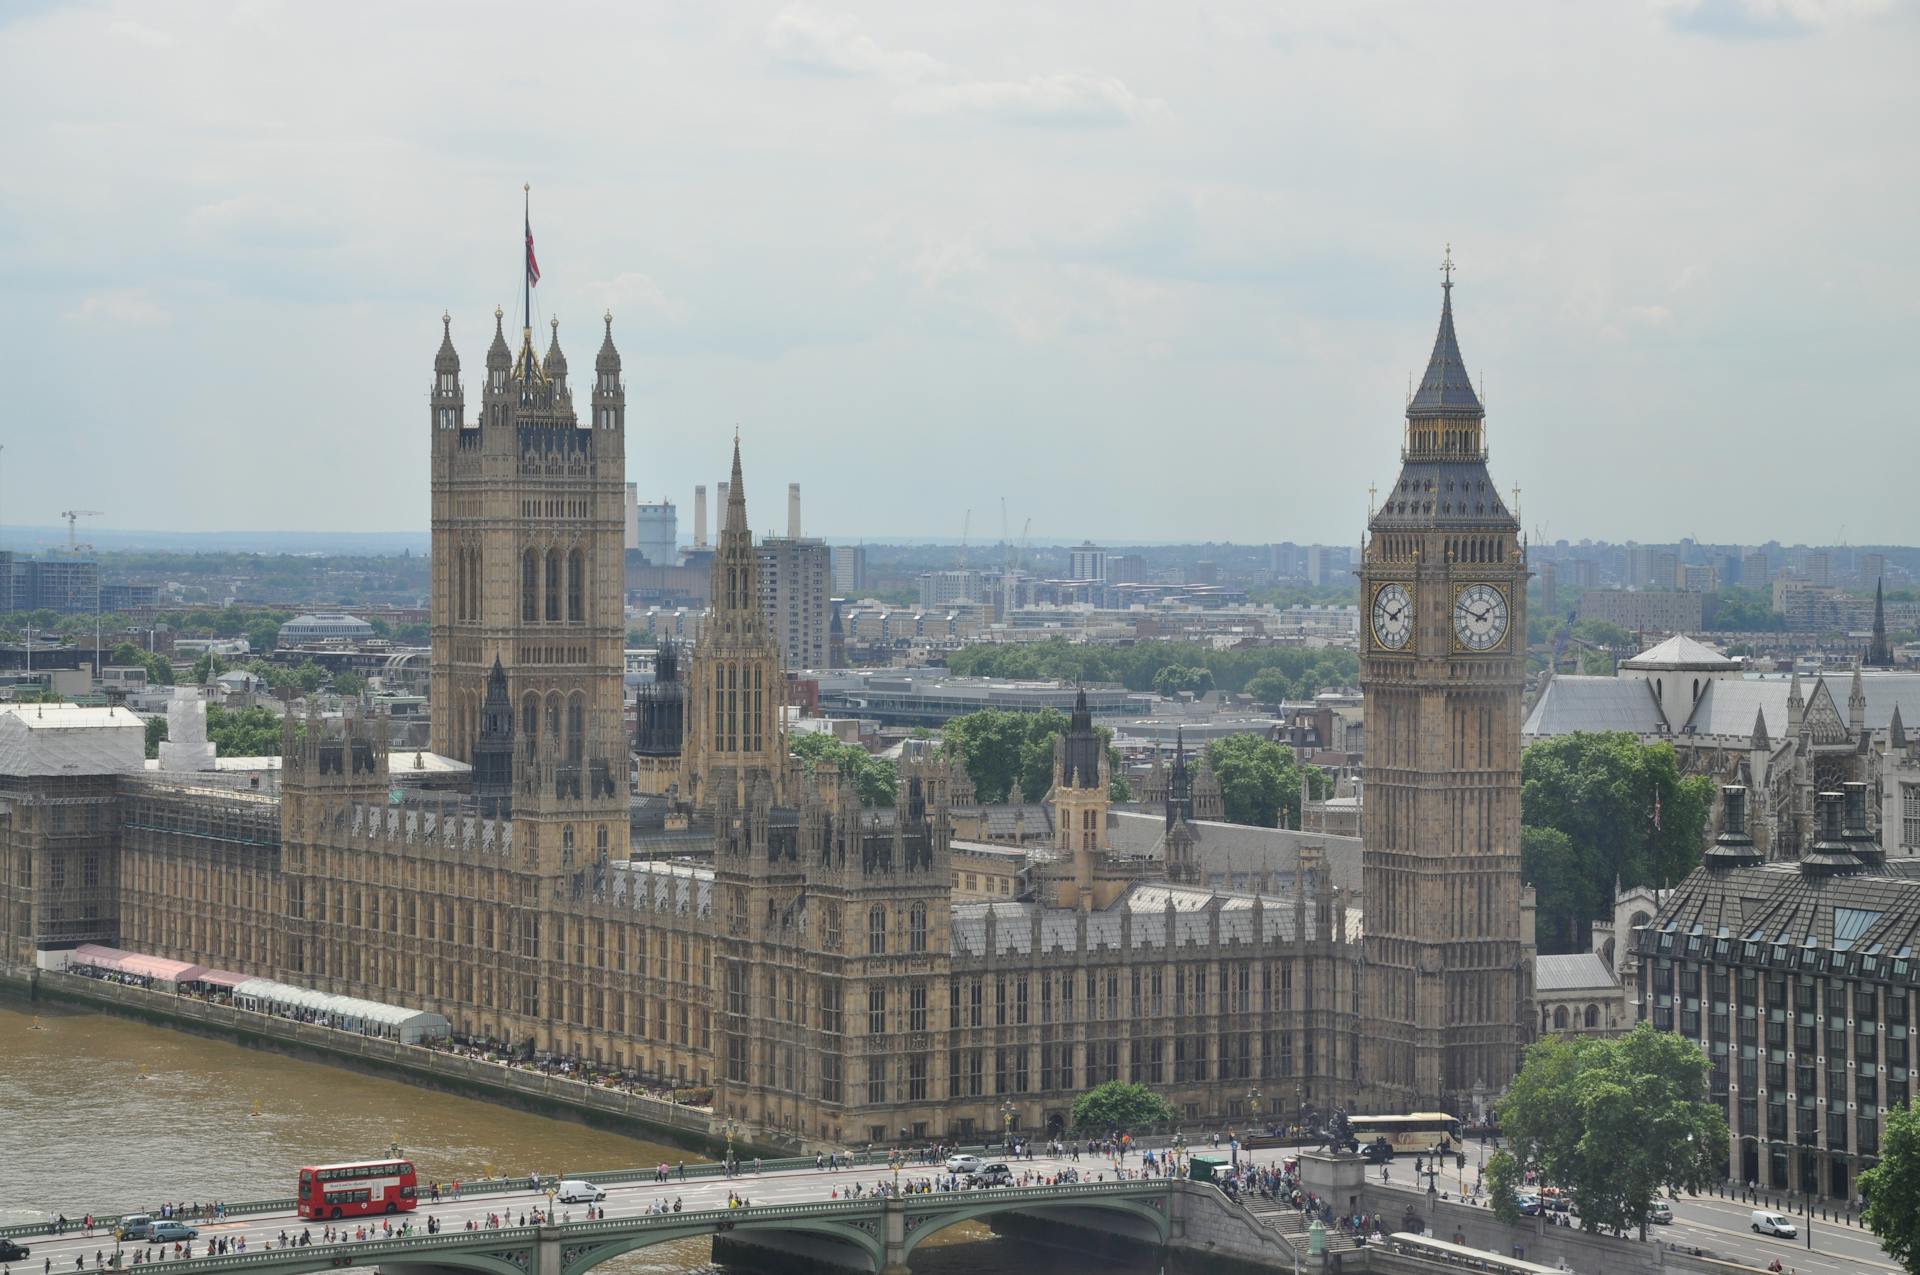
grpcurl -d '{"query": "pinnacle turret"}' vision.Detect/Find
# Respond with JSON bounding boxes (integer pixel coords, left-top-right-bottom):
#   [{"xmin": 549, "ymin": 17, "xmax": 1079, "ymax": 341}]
[
  {"xmin": 596, "ymin": 310, "xmax": 621, "ymax": 375},
  {"xmin": 542, "ymin": 316, "xmax": 568, "ymax": 380},
  {"xmin": 485, "ymin": 306, "xmax": 511, "ymax": 373},
  {"xmin": 434, "ymin": 312, "xmax": 460, "ymax": 374}
]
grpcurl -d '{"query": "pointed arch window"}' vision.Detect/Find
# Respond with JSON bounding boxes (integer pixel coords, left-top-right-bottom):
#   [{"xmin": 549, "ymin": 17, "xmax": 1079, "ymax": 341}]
[
  {"xmin": 868, "ymin": 906, "xmax": 888, "ymax": 955},
  {"xmin": 567, "ymin": 694, "xmax": 585, "ymax": 763},
  {"xmin": 522, "ymin": 550, "xmax": 538, "ymax": 623},
  {"xmin": 909, "ymin": 904, "xmax": 927, "ymax": 954},
  {"xmin": 545, "ymin": 548, "xmax": 561, "ymax": 622},
  {"xmin": 567, "ymin": 548, "xmax": 585, "ymax": 623}
]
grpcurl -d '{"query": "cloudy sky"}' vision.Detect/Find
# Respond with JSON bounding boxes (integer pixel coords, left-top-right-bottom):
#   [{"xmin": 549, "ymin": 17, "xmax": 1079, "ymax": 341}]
[{"xmin": 2, "ymin": 0, "xmax": 1913, "ymax": 546}]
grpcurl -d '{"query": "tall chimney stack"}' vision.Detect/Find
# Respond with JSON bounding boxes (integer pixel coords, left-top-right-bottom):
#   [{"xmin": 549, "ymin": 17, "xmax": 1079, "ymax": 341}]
[
  {"xmin": 788, "ymin": 483, "xmax": 802, "ymax": 538},
  {"xmin": 717, "ymin": 482, "xmax": 729, "ymax": 529},
  {"xmin": 694, "ymin": 485, "xmax": 708, "ymax": 549}
]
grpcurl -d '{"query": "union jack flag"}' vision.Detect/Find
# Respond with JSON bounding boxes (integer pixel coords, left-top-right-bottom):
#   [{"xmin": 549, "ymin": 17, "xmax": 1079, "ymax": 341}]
[{"xmin": 526, "ymin": 214, "xmax": 541, "ymax": 288}]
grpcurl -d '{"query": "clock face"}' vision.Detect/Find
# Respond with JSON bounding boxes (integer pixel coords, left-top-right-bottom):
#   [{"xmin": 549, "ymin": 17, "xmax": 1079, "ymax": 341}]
[
  {"xmin": 1371, "ymin": 583, "xmax": 1414, "ymax": 651},
  {"xmin": 1453, "ymin": 583, "xmax": 1510, "ymax": 652}
]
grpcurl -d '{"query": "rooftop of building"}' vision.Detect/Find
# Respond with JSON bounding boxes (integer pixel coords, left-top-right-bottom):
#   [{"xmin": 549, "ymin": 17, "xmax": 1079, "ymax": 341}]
[
  {"xmin": 951, "ymin": 879, "xmax": 1363, "ymax": 957},
  {"xmin": 1534, "ymin": 952, "xmax": 1618, "ymax": 993},
  {"xmin": 1620, "ymin": 634, "xmax": 1740, "ymax": 671},
  {"xmin": 1643, "ymin": 859, "xmax": 1920, "ymax": 982}
]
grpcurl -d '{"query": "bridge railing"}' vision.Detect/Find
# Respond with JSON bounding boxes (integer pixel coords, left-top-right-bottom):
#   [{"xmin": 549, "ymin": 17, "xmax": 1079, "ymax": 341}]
[{"xmin": 84, "ymin": 1180, "xmax": 1173, "ymax": 1275}]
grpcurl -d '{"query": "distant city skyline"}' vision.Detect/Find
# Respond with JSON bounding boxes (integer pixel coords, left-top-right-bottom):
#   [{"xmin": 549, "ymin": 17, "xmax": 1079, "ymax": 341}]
[{"xmin": 4, "ymin": 2, "xmax": 1913, "ymax": 543}]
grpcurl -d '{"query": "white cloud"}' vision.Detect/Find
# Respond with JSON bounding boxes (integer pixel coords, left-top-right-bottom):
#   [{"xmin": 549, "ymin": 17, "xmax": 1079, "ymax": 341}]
[
  {"xmin": 764, "ymin": 5, "xmax": 1158, "ymax": 126},
  {"xmin": 106, "ymin": 19, "xmax": 174, "ymax": 48},
  {"xmin": 63, "ymin": 288, "xmax": 171, "ymax": 325},
  {"xmin": 581, "ymin": 272, "xmax": 686, "ymax": 325},
  {"xmin": 899, "ymin": 73, "xmax": 1163, "ymax": 126},
  {"xmin": 764, "ymin": 5, "xmax": 945, "ymax": 82}
]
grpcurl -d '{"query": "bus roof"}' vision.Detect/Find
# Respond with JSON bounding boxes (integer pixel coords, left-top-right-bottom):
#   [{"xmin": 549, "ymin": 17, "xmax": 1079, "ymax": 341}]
[
  {"xmin": 1388, "ymin": 1234, "xmax": 1560, "ymax": 1275},
  {"xmin": 1351, "ymin": 1113, "xmax": 1459, "ymax": 1124},
  {"xmin": 301, "ymin": 1159, "xmax": 412, "ymax": 1173}
]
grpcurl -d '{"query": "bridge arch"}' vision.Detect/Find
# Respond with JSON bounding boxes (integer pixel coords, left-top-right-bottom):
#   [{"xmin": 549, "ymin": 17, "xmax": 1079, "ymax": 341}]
[
  {"xmin": 898, "ymin": 1192, "xmax": 1169, "ymax": 1260},
  {"xmin": 558, "ymin": 1216, "xmax": 884, "ymax": 1275}
]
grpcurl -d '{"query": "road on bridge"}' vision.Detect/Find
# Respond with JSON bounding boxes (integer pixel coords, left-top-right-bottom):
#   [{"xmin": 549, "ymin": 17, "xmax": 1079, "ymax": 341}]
[
  {"xmin": 1368, "ymin": 1159, "xmax": 1897, "ymax": 1275},
  {"xmin": 9, "ymin": 1147, "xmax": 1155, "ymax": 1270}
]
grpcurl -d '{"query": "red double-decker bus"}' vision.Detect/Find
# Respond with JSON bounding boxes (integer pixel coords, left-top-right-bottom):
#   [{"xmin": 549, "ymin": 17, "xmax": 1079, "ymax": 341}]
[{"xmin": 297, "ymin": 1160, "xmax": 419, "ymax": 1220}]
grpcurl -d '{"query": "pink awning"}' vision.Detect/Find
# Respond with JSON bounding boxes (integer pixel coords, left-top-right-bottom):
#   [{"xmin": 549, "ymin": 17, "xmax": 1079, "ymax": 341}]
[
  {"xmin": 196, "ymin": 969, "xmax": 251, "ymax": 989},
  {"xmin": 115, "ymin": 953, "xmax": 209, "ymax": 983},
  {"xmin": 72, "ymin": 943, "xmax": 132, "ymax": 967}
]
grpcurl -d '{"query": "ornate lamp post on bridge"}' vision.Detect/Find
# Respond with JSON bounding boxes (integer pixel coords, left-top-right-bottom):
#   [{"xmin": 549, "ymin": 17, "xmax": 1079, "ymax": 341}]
[
  {"xmin": 1002, "ymin": 1100, "xmax": 1018, "ymax": 1152},
  {"xmin": 723, "ymin": 1117, "xmax": 738, "ymax": 1176}
]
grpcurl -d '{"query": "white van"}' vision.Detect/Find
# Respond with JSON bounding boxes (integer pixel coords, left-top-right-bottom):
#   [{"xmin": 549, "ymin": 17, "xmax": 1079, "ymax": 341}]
[
  {"xmin": 1751, "ymin": 1210, "xmax": 1796, "ymax": 1238},
  {"xmin": 556, "ymin": 1180, "xmax": 606, "ymax": 1204}
]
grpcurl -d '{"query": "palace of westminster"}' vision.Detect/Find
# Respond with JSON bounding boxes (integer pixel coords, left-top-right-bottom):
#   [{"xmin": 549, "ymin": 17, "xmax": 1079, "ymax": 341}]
[{"xmin": 0, "ymin": 261, "xmax": 1547, "ymax": 1150}]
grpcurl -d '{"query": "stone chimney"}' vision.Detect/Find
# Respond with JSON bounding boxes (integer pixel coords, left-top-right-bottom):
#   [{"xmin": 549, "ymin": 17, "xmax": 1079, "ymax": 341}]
[
  {"xmin": 694, "ymin": 485, "xmax": 708, "ymax": 549},
  {"xmin": 788, "ymin": 483, "xmax": 802, "ymax": 538}
]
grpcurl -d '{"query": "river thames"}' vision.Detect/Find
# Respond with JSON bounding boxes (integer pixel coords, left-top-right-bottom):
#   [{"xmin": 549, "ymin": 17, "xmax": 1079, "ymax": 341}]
[{"xmin": 0, "ymin": 999, "xmax": 1168, "ymax": 1274}]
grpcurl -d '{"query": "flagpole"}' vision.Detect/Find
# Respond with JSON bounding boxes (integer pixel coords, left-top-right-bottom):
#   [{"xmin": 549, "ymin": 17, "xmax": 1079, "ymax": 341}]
[{"xmin": 523, "ymin": 183, "xmax": 531, "ymax": 336}]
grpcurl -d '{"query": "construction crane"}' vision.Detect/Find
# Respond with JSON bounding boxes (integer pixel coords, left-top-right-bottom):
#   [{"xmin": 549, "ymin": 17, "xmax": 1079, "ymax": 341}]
[{"xmin": 61, "ymin": 510, "xmax": 103, "ymax": 553}]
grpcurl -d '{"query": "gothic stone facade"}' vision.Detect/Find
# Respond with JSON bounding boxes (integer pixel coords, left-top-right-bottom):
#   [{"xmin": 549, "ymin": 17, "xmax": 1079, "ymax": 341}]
[{"xmin": 3, "ymin": 278, "xmax": 1532, "ymax": 1147}]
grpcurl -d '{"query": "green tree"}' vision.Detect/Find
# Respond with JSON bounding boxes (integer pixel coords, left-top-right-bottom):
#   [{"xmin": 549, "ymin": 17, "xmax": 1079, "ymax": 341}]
[
  {"xmin": 1244, "ymin": 668, "xmax": 1294, "ymax": 706},
  {"xmin": 109, "ymin": 642, "xmax": 173, "ymax": 686},
  {"xmin": 144, "ymin": 716, "xmax": 169, "ymax": 760},
  {"xmin": 1206, "ymin": 734, "xmax": 1328, "ymax": 829},
  {"xmin": 1070, "ymin": 1080, "xmax": 1175, "ymax": 1134},
  {"xmin": 332, "ymin": 671, "xmax": 368, "ymax": 698},
  {"xmin": 1496, "ymin": 1024, "xmax": 1726, "ymax": 1240},
  {"xmin": 204, "ymin": 704, "xmax": 284, "ymax": 757},
  {"xmin": 1704, "ymin": 587, "xmax": 1786, "ymax": 633},
  {"xmin": 1485, "ymin": 1150, "xmax": 1525, "ymax": 1224},
  {"xmin": 1521, "ymin": 732, "xmax": 1713, "ymax": 952},
  {"xmin": 246, "ymin": 620, "xmax": 282, "ymax": 654},
  {"xmin": 1109, "ymin": 770, "xmax": 1132, "ymax": 804},
  {"xmin": 1152, "ymin": 664, "xmax": 1214, "ymax": 697},
  {"xmin": 790, "ymin": 731, "xmax": 899, "ymax": 808},
  {"xmin": 1520, "ymin": 826, "xmax": 1607, "ymax": 952},
  {"xmin": 189, "ymin": 651, "xmax": 227, "ymax": 684},
  {"xmin": 1572, "ymin": 618, "xmax": 1634, "ymax": 650},
  {"xmin": 1860, "ymin": 1101, "xmax": 1920, "ymax": 1271}
]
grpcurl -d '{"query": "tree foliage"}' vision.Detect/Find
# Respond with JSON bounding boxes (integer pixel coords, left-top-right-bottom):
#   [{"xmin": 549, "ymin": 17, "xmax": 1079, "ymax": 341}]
[
  {"xmin": 1521, "ymin": 732, "xmax": 1713, "ymax": 953},
  {"xmin": 945, "ymin": 638, "xmax": 1357, "ymax": 698},
  {"xmin": 1071, "ymin": 1080, "xmax": 1176, "ymax": 1134},
  {"xmin": 144, "ymin": 716, "xmax": 168, "ymax": 760},
  {"xmin": 1496, "ymin": 1024, "xmax": 1727, "ymax": 1240},
  {"xmin": 109, "ymin": 642, "xmax": 174, "ymax": 686},
  {"xmin": 940, "ymin": 708, "xmax": 1125, "ymax": 806},
  {"xmin": 1152, "ymin": 664, "xmax": 1214, "ymax": 697},
  {"xmin": 1206, "ymin": 734, "xmax": 1329, "ymax": 829},
  {"xmin": 1860, "ymin": 1101, "xmax": 1920, "ymax": 1271},
  {"xmin": 1485, "ymin": 1150, "xmax": 1524, "ymax": 1225},
  {"xmin": 1704, "ymin": 587, "xmax": 1787, "ymax": 633},
  {"xmin": 790, "ymin": 731, "xmax": 898, "ymax": 808},
  {"xmin": 204, "ymin": 704, "xmax": 284, "ymax": 757}
]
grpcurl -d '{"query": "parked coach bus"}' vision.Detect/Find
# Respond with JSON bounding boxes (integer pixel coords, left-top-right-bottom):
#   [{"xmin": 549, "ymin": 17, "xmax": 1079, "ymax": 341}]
[
  {"xmin": 1349, "ymin": 1112, "xmax": 1463, "ymax": 1158},
  {"xmin": 298, "ymin": 1159, "xmax": 419, "ymax": 1220}
]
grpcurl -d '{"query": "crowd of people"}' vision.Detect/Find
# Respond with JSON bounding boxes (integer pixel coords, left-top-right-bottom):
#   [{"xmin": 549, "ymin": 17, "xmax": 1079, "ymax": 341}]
[{"xmin": 423, "ymin": 1036, "xmax": 701, "ymax": 1107}]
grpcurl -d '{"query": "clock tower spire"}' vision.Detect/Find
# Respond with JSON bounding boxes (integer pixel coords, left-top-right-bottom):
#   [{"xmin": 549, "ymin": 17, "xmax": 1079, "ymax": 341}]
[{"xmin": 1358, "ymin": 255, "xmax": 1534, "ymax": 1115}]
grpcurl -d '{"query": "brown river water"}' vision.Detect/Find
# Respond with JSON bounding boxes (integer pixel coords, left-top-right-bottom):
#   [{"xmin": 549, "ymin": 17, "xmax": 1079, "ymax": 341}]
[{"xmin": 0, "ymin": 1000, "xmax": 1173, "ymax": 1274}]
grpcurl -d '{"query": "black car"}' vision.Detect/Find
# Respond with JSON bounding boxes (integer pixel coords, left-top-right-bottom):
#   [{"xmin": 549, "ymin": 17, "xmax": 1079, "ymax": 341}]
[{"xmin": 0, "ymin": 1240, "xmax": 31, "ymax": 1261}]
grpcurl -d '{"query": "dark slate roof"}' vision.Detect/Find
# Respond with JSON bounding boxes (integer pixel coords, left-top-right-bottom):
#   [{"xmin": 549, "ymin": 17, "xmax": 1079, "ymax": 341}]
[
  {"xmin": 1408, "ymin": 284, "xmax": 1483, "ymax": 418},
  {"xmin": 1644, "ymin": 861, "xmax": 1920, "ymax": 981},
  {"xmin": 1369, "ymin": 458, "xmax": 1516, "ymax": 529}
]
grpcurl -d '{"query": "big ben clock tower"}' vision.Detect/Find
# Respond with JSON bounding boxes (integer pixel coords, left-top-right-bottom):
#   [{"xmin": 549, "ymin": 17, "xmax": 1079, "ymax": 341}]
[{"xmin": 1359, "ymin": 253, "xmax": 1534, "ymax": 1114}]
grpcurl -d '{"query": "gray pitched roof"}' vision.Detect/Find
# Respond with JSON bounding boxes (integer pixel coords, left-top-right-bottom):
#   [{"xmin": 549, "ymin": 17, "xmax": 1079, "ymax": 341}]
[
  {"xmin": 1621, "ymin": 634, "xmax": 1736, "ymax": 670},
  {"xmin": 1534, "ymin": 952, "xmax": 1618, "ymax": 993},
  {"xmin": 1678, "ymin": 678, "xmax": 1792, "ymax": 738},
  {"xmin": 1522, "ymin": 675, "xmax": 1666, "ymax": 737},
  {"xmin": 1408, "ymin": 284, "xmax": 1483, "ymax": 418}
]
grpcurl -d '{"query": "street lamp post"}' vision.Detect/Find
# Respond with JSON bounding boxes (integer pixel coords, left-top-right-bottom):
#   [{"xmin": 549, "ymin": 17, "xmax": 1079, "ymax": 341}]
[
  {"xmin": 1002, "ymin": 1100, "xmax": 1017, "ymax": 1153},
  {"xmin": 724, "ymin": 1117, "xmax": 738, "ymax": 1176}
]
